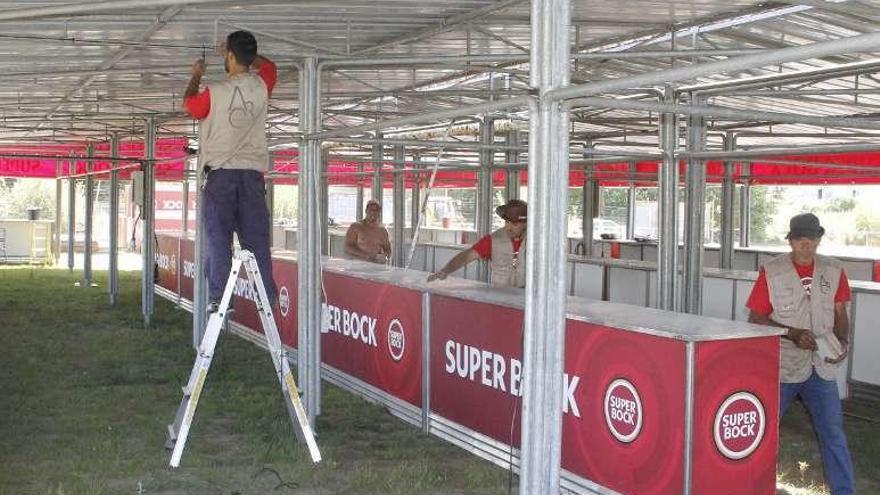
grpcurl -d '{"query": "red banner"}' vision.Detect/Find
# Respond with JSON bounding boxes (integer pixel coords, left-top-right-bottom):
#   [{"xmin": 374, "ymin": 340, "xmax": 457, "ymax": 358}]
[
  {"xmin": 430, "ymin": 295, "xmax": 526, "ymax": 444},
  {"xmin": 164, "ymin": 235, "xmax": 298, "ymax": 348},
  {"xmin": 691, "ymin": 338, "xmax": 779, "ymax": 495},
  {"xmin": 179, "ymin": 237, "xmax": 195, "ymax": 301},
  {"xmin": 229, "ymin": 258, "xmax": 298, "ymax": 349},
  {"xmin": 561, "ymin": 321, "xmax": 686, "ymax": 494},
  {"xmin": 321, "ymin": 272, "xmax": 423, "ymax": 406},
  {"xmin": 154, "ymin": 235, "xmax": 180, "ymax": 294}
]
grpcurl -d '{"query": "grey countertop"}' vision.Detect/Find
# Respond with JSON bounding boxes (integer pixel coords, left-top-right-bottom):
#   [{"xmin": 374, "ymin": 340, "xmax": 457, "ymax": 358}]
[{"xmin": 275, "ymin": 252, "xmax": 783, "ymax": 343}]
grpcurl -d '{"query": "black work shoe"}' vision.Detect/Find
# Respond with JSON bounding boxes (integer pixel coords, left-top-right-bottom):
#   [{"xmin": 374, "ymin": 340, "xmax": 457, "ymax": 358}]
[{"xmin": 207, "ymin": 299, "xmax": 221, "ymax": 316}]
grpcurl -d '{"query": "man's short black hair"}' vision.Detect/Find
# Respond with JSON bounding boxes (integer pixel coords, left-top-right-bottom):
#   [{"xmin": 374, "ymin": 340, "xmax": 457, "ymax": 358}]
[{"xmin": 226, "ymin": 30, "xmax": 258, "ymax": 66}]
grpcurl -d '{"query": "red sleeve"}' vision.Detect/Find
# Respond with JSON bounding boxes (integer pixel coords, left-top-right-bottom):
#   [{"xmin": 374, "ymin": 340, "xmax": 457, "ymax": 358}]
[
  {"xmin": 472, "ymin": 235, "xmax": 492, "ymax": 260},
  {"xmin": 835, "ymin": 270, "xmax": 851, "ymax": 304},
  {"xmin": 746, "ymin": 268, "xmax": 773, "ymax": 316},
  {"xmin": 257, "ymin": 58, "xmax": 277, "ymax": 96},
  {"xmin": 184, "ymin": 87, "xmax": 211, "ymax": 120}
]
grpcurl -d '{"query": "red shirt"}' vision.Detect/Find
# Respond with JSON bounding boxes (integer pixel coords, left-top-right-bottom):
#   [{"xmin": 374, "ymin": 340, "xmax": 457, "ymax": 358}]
[
  {"xmin": 472, "ymin": 234, "xmax": 523, "ymax": 261},
  {"xmin": 746, "ymin": 261, "xmax": 851, "ymax": 317},
  {"xmin": 184, "ymin": 59, "xmax": 278, "ymax": 120}
]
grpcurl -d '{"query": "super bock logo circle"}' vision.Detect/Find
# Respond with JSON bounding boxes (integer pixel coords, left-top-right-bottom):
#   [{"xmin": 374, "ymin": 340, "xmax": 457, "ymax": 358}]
[
  {"xmin": 386, "ymin": 318, "xmax": 405, "ymax": 362},
  {"xmin": 278, "ymin": 286, "xmax": 290, "ymax": 317},
  {"xmin": 604, "ymin": 378, "xmax": 643, "ymax": 443},
  {"xmin": 713, "ymin": 391, "xmax": 765, "ymax": 460}
]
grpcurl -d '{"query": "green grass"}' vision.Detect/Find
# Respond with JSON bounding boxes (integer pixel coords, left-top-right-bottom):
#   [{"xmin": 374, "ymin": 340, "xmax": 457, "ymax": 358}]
[
  {"xmin": 0, "ymin": 267, "xmax": 508, "ymax": 495},
  {"xmin": 777, "ymin": 398, "xmax": 880, "ymax": 495},
  {"xmin": 1, "ymin": 267, "xmax": 877, "ymax": 495}
]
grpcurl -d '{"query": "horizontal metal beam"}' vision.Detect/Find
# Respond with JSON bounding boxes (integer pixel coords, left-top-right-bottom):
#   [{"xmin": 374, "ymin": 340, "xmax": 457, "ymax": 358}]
[
  {"xmin": 569, "ymin": 96, "xmax": 880, "ymax": 130},
  {"xmin": 312, "ymin": 97, "xmax": 531, "ymax": 139},
  {"xmin": 0, "ymin": 0, "xmax": 240, "ymax": 21},
  {"xmin": 546, "ymin": 32, "xmax": 880, "ymax": 102}
]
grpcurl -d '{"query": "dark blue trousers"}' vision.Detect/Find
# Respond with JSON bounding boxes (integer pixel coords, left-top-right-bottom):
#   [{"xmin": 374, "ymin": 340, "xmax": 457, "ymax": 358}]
[{"xmin": 203, "ymin": 168, "xmax": 276, "ymax": 303}]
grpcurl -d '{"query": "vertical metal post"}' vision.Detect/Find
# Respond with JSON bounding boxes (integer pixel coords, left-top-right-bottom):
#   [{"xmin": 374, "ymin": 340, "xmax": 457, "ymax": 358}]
[
  {"xmin": 657, "ymin": 86, "xmax": 680, "ymax": 312},
  {"xmin": 298, "ymin": 57, "xmax": 322, "ymax": 425},
  {"xmin": 519, "ymin": 1, "xmax": 570, "ymax": 493},
  {"xmin": 476, "ymin": 117, "xmax": 495, "ymax": 281},
  {"xmin": 265, "ymin": 150, "xmax": 273, "ymax": 245},
  {"xmin": 54, "ymin": 161, "xmax": 62, "ymax": 264},
  {"xmin": 142, "ymin": 117, "xmax": 157, "ymax": 326},
  {"xmin": 739, "ymin": 163, "xmax": 751, "ymax": 248},
  {"xmin": 411, "ymin": 152, "xmax": 421, "ymax": 232},
  {"xmin": 321, "ymin": 147, "xmax": 330, "ymax": 255},
  {"xmin": 371, "ymin": 132, "xmax": 383, "ymax": 220},
  {"xmin": 83, "ymin": 144, "xmax": 95, "ymax": 287},
  {"xmin": 683, "ymin": 341, "xmax": 696, "ymax": 495},
  {"xmin": 392, "ymin": 144, "xmax": 405, "ymax": 267},
  {"xmin": 421, "ymin": 292, "xmax": 431, "ymax": 434},
  {"xmin": 109, "ymin": 135, "xmax": 120, "ymax": 304},
  {"xmin": 67, "ymin": 155, "xmax": 76, "ymax": 272},
  {"xmin": 581, "ymin": 162, "xmax": 595, "ymax": 257},
  {"xmin": 626, "ymin": 162, "xmax": 637, "ymax": 240},
  {"xmin": 193, "ymin": 153, "xmax": 208, "ymax": 348},
  {"xmin": 356, "ymin": 161, "xmax": 365, "ymax": 221},
  {"xmin": 683, "ymin": 92, "xmax": 706, "ymax": 315},
  {"xmin": 178, "ymin": 158, "xmax": 191, "ymax": 308},
  {"xmin": 504, "ymin": 130, "xmax": 520, "ymax": 201},
  {"xmin": 720, "ymin": 133, "xmax": 736, "ymax": 270}
]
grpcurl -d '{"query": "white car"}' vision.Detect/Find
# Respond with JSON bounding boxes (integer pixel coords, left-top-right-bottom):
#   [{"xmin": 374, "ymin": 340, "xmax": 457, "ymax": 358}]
[
  {"xmin": 593, "ymin": 219, "xmax": 625, "ymax": 239},
  {"xmin": 567, "ymin": 218, "xmax": 626, "ymax": 239}
]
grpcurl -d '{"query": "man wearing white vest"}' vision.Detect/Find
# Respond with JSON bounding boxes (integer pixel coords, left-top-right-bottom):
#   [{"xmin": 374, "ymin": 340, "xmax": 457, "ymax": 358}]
[
  {"xmin": 184, "ymin": 31, "xmax": 278, "ymax": 310},
  {"xmin": 427, "ymin": 199, "xmax": 527, "ymax": 288},
  {"xmin": 746, "ymin": 213, "xmax": 854, "ymax": 495}
]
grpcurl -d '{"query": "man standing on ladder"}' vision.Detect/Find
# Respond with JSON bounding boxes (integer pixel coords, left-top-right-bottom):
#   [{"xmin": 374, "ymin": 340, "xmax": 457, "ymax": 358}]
[{"xmin": 184, "ymin": 30, "xmax": 278, "ymax": 311}]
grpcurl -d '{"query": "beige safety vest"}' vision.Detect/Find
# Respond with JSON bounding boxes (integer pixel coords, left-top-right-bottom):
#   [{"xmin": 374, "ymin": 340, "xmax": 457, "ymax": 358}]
[
  {"xmin": 199, "ymin": 73, "xmax": 269, "ymax": 172},
  {"xmin": 488, "ymin": 228, "xmax": 526, "ymax": 288},
  {"xmin": 764, "ymin": 253, "xmax": 842, "ymax": 382}
]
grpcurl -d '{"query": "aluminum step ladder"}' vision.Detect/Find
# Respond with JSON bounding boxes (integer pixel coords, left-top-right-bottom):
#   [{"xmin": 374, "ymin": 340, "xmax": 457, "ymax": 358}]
[{"xmin": 165, "ymin": 249, "xmax": 321, "ymax": 467}]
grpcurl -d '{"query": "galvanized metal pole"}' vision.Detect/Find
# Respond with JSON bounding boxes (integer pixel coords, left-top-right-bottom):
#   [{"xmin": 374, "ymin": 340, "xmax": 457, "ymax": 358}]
[
  {"xmin": 626, "ymin": 162, "xmax": 637, "ymax": 240},
  {"xmin": 54, "ymin": 160, "xmax": 62, "ymax": 265},
  {"xmin": 321, "ymin": 147, "xmax": 330, "ymax": 255},
  {"xmin": 392, "ymin": 144, "xmax": 405, "ymax": 267},
  {"xmin": 298, "ymin": 57, "xmax": 322, "ymax": 425},
  {"xmin": 411, "ymin": 152, "xmax": 421, "ymax": 232},
  {"xmin": 581, "ymin": 163, "xmax": 596, "ymax": 257},
  {"xmin": 519, "ymin": 0, "xmax": 570, "ymax": 493},
  {"xmin": 67, "ymin": 155, "xmax": 75, "ymax": 272},
  {"xmin": 476, "ymin": 117, "xmax": 494, "ymax": 281},
  {"xmin": 657, "ymin": 87, "xmax": 680, "ymax": 311},
  {"xmin": 109, "ymin": 134, "xmax": 120, "ymax": 304},
  {"xmin": 192, "ymin": 152, "xmax": 208, "ymax": 348},
  {"xmin": 371, "ymin": 132, "xmax": 383, "ymax": 220},
  {"xmin": 683, "ymin": 93, "xmax": 707, "ymax": 315},
  {"xmin": 504, "ymin": 130, "xmax": 520, "ymax": 201},
  {"xmin": 719, "ymin": 134, "xmax": 736, "ymax": 270},
  {"xmin": 265, "ymin": 150, "xmax": 274, "ymax": 246},
  {"xmin": 740, "ymin": 164, "xmax": 751, "ymax": 248},
  {"xmin": 83, "ymin": 144, "xmax": 95, "ymax": 287},
  {"xmin": 142, "ymin": 117, "xmax": 156, "ymax": 326},
  {"xmin": 356, "ymin": 161, "xmax": 365, "ymax": 221}
]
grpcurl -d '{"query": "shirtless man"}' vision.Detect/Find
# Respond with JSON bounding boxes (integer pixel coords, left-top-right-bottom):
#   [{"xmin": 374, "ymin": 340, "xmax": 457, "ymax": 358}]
[{"xmin": 345, "ymin": 200, "xmax": 391, "ymax": 264}]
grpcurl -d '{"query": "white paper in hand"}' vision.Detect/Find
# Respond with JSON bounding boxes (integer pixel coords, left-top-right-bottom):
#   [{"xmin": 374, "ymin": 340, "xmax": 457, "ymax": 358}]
[{"xmin": 815, "ymin": 334, "xmax": 843, "ymax": 361}]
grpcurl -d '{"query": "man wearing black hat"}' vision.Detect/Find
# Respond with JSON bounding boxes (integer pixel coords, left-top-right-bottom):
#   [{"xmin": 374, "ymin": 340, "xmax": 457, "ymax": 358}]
[
  {"xmin": 427, "ymin": 199, "xmax": 527, "ymax": 288},
  {"xmin": 746, "ymin": 212, "xmax": 854, "ymax": 495}
]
